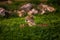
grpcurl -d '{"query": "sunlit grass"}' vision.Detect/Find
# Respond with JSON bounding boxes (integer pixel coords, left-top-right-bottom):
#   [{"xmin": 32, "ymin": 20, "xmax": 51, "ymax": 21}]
[{"xmin": 0, "ymin": 1, "xmax": 60, "ymax": 40}]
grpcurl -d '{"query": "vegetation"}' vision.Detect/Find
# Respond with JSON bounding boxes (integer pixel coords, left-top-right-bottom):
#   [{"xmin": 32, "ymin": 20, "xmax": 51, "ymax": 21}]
[{"xmin": 0, "ymin": 0, "xmax": 60, "ymax": 40}]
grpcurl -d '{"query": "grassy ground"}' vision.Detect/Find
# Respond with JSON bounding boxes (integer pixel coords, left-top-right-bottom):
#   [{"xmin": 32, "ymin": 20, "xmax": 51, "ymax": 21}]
[{"xmin": 0, "ymin": 2, "xmax": 60, "ymax": 40}]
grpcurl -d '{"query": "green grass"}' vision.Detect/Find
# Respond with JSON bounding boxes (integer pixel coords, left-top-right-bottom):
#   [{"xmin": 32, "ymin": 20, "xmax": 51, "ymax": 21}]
[{"xmin": 0, "ymin": 2, "xmax": 60, "ymax": 40}]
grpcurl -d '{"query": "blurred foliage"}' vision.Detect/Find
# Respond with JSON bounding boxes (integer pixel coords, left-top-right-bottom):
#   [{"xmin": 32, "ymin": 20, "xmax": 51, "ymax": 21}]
[
  {"xmin": 47, "ymin": 0, "xmax": 60, "ymax": 5},
  {"xmin": 0, "ymin": 0, "xmax": 60, "ymax": 40}
]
